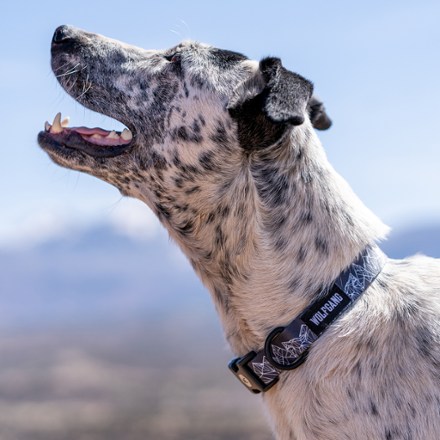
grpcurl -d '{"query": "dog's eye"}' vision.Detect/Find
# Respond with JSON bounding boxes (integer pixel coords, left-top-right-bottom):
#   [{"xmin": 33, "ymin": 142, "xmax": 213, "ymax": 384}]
[{"xmin": 164, "ymin": 53, "xmax": 181, "ymax": 63}]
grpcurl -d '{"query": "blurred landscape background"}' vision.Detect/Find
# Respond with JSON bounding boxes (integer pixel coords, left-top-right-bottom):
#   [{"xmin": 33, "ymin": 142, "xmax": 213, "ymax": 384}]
[
  {"xmin": 1, "ymin": 1, "xmax": 440, "ymax": 439},
  {"xmin": 0, "ymin": 218, "xmax": 439, "ymax": 440},
  {"xmin": 0, "ymin": 216, "xmax": 273, "ymax": 440}
]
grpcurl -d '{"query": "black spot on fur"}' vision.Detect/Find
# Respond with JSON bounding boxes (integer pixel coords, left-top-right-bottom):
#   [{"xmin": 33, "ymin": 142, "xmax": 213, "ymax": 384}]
[
  {"xmin": 215, "ymin": 224, "xmax": 225, "ymax": 247},
  {"xmin": 288, "ymin": 277, "xmax": 301, "ymax": 293},
  {"xmin": 192, "ymin": 119, "xmax": 202, "ymax": 134},
  {"xmin": 206, "ymin": 212, "xmax": 216, "ymax": 224},
  {"xmin": 176, "ymin": 219, "xmax": 194, "ymax": 235},
  {"xmin": 274, "ymin": 236, "xmax": 288, "ymax": 251},
  {"xmin": 181, "ymin": 164, "xmax": 201, "ymax": 176},
  {"xmin": 300, "ymin": 210, "xmax": 313, "ymax": 225},
  {"xmin": 220, "ymin": 204, "xmax": 230, "ymax": 218},
  {"xmin": 199, "ymin": 151, "xmax": 215, "ymax": 171},
  {"xmin": 210, "ymin": 121, "xmax": 229, "ymax": 145},
  {"xmin": 185, "ymin": 185, "xmax": 201, "ymax": 195},
  {"xmin": 289, "ymin": 429, "xmax": 298, "ymax": 440},
  {"xmin": 213, "ymin": 287, "xmax": 228, "ymax": 310},
  {"xmin": 151, "ymin": 150, "xmax": 168, "ymax": 170},
  {"xmin": 136, "ymin": 150, "xmax": 167, "ymax": 171},
  {"xmin": 190, "ymin": 74, "xmax": 205, "ymax": 90},
  {"xmin": 183, "ymin": 81, "xmax": 190, "ymax": 98},
  {"xmin": 139, "ymin": 80, "xmax": 149, "ymax": 91},
  {"xmin": 354, "ymin": 361, "xmax": 362, "ymax": 380},
  {"xmin": 297, "ymin": 246, "xmax": 307, "ymax": 263},
  {"xmin": 414, "ymin": 325, "xmax": 435, "ymax": 359},
  {"xmin": 369, "ymin": 398, "xmax": 379, "ymax": 416},
  {"xmin": 174, "ymin": 126, "xmax": 189, "ymax": 142},
  {"xmin": 173, "ymin": 176, "xmax": 184, "ymax": 188},
  {"xmin": 269, "ymin": 214, "xmax": 287, "ymax": 230},
  {"xmin": 253, "ymin": 165, "xmax": 289, "ymax": 207},
  {"xmin": 385, "ymin": 428, "xmax": 401, "ymax": 440},
  {"xmin": 315, "ymin": 236, "xmax": 329, "ymax": 255},
  {"xmin": 155, "ymin": 203, "xmax": 171, "ymax": 220},
  {"xmin": 172, "ymin": 150, "xmax": 182, "ymax": 167}
]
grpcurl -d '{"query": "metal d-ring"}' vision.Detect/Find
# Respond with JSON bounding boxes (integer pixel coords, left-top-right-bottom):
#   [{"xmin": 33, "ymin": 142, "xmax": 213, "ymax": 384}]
[{"xmin": 264, "ymin": 326, "xmax": 309, "ymax": 371}]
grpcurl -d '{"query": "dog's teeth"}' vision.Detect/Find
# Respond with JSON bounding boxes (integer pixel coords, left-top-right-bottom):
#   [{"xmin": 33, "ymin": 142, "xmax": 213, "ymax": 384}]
[
  {"xmin": 121, "ymin": 128, "xmax": 133, "ymax": 141},
  {"xmin": 90, "ymin": 134, "xmax": 103, "ymax": 139},
  {"xmin": 61, "ymin": 116, "xmax": 70, "ymax": 128},
  {"xmin": 50, "ymin": 112, "xmax": 63, "ymax": 134},
  {"xmin": 107, "ymin": 131, "xmax": 119, "ymax": 139},
  {"xmin": 44, "ymin": 121, "xmax": 51, "ymax": 132}
]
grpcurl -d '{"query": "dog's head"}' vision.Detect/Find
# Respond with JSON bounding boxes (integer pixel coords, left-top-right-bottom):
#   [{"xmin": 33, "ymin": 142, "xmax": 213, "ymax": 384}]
[{"xmin": 38, "ymin": 25, "xmax": 331, "ymax": 228}]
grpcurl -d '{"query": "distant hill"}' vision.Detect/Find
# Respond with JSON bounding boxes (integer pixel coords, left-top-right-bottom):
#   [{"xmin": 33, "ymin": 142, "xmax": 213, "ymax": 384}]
[
  {"xmin": 0, "ymin": 223, "xmax": 208, "ymax": 328},
  {"xmin": 382, "ymin": 224, "xmax": 440, "ymax": 258},
  {"xmin": 1, "ymin": 221, "xmax": 439, "ymax": 328}
]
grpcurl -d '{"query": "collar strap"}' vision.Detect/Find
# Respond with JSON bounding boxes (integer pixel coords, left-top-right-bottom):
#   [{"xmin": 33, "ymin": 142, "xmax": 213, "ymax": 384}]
[{"xmin": 229, "ymin": 245, "xmax": 387, "ymax": 394}]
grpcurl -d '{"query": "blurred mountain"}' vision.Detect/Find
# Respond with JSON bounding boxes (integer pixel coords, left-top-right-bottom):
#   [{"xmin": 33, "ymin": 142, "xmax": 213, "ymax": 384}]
[
  {"xmin": 382, "ymin": 224, "xmax": 440, "ymax": 259},
  {"xmin": 0, "ymin": 221, "xmax": 439, "ymax": 328},
  {"xmin": 0, "ymin": 223, "xmax": 208, "ymax": 328}
]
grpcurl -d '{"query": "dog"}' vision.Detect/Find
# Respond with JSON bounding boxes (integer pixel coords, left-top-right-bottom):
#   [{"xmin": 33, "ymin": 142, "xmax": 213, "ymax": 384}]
[{"xmin": 38, "ymin": 25, "xmax": 440, "ymax": 440}]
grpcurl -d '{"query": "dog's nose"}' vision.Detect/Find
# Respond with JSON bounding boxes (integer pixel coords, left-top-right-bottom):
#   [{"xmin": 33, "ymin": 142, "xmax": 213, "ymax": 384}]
[{"xmin": 52, "ymin": 25, "xmax": 72, "ymax": 45}]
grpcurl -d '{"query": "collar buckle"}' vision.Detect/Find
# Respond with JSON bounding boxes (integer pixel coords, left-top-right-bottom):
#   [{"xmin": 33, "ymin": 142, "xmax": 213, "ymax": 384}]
[{"xmin": 228, "ymin": 351, "xmax": 279, "ymax": 394}]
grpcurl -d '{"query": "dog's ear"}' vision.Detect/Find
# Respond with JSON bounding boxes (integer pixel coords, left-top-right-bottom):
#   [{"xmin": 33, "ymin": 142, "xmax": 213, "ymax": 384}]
[
  {"xmin": 228, "ymin": 57, "xmax": 314, "ymax": 149},
  {"xmin": 307, "ymin": 95, "xmax": 332, "ymax": 130},
  {"xmin": 259, "ymin": 57, "xmax": 313, "ymax": 126}
]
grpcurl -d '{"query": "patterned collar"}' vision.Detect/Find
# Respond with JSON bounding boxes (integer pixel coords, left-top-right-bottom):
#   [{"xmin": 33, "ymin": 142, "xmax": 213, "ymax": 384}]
[{"xmin": 229, "ymin": 245, "xmax": 387, "ymax": 393}]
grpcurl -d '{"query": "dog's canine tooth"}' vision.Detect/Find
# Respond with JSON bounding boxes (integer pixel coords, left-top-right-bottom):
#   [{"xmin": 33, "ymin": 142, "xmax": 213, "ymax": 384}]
[
  {"xmin": 50, "ymin": 112, "xmax": 63, "ymax": 134},
  {"xmin": 44, "ymin": 121, "xmax": 51, "ymax": 132}
]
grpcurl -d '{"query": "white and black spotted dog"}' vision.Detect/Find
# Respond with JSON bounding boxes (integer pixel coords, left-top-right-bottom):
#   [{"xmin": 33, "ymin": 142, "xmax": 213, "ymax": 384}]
[{"xmin": 38, "ymin": 26, "xmax": 440, "ymax": 440}]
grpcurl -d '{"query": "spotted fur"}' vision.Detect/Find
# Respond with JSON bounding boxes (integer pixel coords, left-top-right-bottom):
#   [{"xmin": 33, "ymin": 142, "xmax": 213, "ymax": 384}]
[{"xmin": 39, "ymin": 26, "xmax": 440, "ymax": 440}]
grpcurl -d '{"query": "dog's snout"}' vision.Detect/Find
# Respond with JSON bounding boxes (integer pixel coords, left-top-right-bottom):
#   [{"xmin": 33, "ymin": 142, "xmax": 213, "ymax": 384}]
[{"xmin": 52, "ymin": 25, "xmax": 73, "ymax": 45}]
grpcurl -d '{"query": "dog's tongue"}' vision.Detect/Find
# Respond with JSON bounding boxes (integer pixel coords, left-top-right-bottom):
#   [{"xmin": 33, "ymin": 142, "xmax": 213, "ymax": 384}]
[{"xmin": 44, "ymin": 112, "xmax": 133, "ymax": 146}]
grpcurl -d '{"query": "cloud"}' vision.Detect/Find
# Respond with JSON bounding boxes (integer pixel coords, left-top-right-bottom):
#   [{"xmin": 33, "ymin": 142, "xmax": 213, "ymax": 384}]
[
  {"xmin": 109, "ymin": 198, "xmax": 161, "ymax": 241},
  {"xmin": 0, "ymin": 209, "xmax": 68, "ymax": 250},
  {"xmin": 0, "ymin": 198, "xmax": 162, "ymax": 250}
]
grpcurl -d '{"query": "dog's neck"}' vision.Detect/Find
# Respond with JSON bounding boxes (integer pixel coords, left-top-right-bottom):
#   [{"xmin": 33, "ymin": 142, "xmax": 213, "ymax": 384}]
[{"xmin": 161, "ymin": 123, "xmax": 388, "ymax": 355}]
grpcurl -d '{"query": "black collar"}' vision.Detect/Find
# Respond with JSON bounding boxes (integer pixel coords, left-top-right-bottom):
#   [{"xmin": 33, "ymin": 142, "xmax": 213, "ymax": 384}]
[{"xmin": 229, "ymin": 245, "xmax": 387, "ymax": 393}]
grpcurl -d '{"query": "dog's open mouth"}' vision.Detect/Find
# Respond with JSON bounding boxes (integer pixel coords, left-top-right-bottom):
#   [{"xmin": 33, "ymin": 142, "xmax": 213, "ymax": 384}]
[{"xmin": 38, "ymin": 112, "xmax": 134, "ymax": 158}]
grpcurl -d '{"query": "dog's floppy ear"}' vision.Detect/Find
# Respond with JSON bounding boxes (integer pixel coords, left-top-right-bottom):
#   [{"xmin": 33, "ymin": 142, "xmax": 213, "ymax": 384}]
[
  {"xmin": 228, "ymin": 57, "xmax": 314, "ymax": 149},
  {"xmin": 307, "ymin": 95, "xmax": 332, "ymax": 130},
  {"xmin": 259, "ymin": 57, "xmax": 313, "ymax": 126}
]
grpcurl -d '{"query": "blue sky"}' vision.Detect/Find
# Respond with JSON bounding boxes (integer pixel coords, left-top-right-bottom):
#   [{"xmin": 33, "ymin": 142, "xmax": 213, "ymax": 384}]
[{"xmin": 1, "ymin": 0, "xmax": 440, "ymax": 247}]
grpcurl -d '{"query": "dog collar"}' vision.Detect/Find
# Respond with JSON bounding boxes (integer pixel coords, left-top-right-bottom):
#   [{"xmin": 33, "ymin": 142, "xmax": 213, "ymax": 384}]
[{"xmin": 229, "ymin": 245, "xmax": 387, "ymax": 394}]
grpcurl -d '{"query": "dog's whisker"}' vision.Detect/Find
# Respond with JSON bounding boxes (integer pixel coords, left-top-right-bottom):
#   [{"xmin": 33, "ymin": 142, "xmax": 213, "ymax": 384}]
[
  {"xmin": 55, "ymin": 63, "xmax": 81, "ymax": 78},
  {"xmin": 76, "ymin": 81, "xmax": 92, "ymax": 101},
  {"xmin": 52, "ymin": 60, "xmax": 74, "ymax": 73}
]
